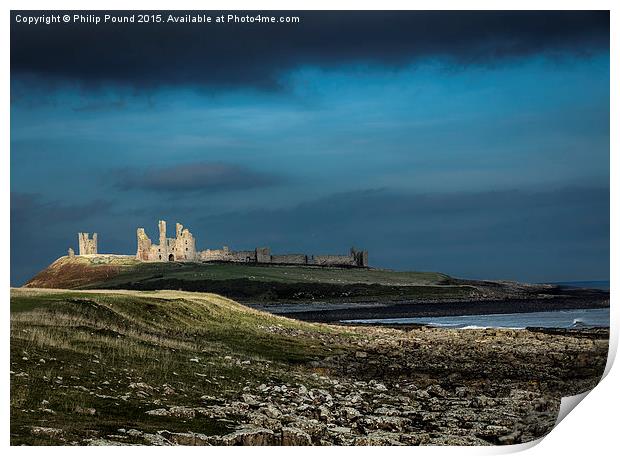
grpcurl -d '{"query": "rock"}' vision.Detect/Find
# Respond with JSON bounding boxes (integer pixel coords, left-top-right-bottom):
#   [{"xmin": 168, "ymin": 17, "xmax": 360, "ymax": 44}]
[
  {"xmin": 498, "ymin": 429, "xmax": 523, "ymax": 445},
  {"xmin": 413, "ymin": 389, "xmax": 431, "ymax": 400},
  {"xmin": 354, "ymin": 431, "xmax": 403, "ymax": 446},
  {"xmin": 344, "ymin": 393, "xmax": 363, "ymax": 404},
  {"xmin": 318, "ymin": 405, "xmax": 332, "ymax": 422},
  {"xmin": 242, "ymin": 394, "xmax": 260, "ymax": 407},
  {"xmin": 426, "ymin": 384, "xmax": 447, "ymax": 398},
  {"xmin": 317, "ymin": 389, "xmax": 333, "ymax": 402},
  {"xmin": 329, "ymin": 426, "xmax": 351, "ymax": 435},
  {"xmin": 289, "ymin": 419, "xmax": 326, "ymax": 443},
  {"xmin": 355, "ymin": 351, "xmax": 368, "ymax": 359},
  {"xmin": 296, "ymin": 404, "xmax": 312, "ymax": 413},
  {"xmin": 374, "ymin": 406, "xmax": 399, "ymax": 416},
  {"xmin": 75, "ymin": 405, "xmax": 96, "ymax": 415},
  {"xmin": 341, "ymin": 407, "xmax": 362, "ymax": 420},
  {"xmin": 87, "ymin": 438, "xmax": 133, "ymax": 446},
  {"xmin": 141, "ymin": 433, "xmax": 172, "ymax": 446},
  {"xmin": 162, "ymin": 385, "xmax": 176, "ymax": 396},
  {"xmin": 145, "ymin": 406, "xmax": 201, "ymax": 419},
  {"xmin": 129, "ymin": 382, "xmax": 153, "ymax": 390},
  {"xmin": 259, "ymin": 404, "xmax": 282, "ymax": 419},
  {"xmin": 361, "ymin": 415, "xmax": 409, "ymax": 432},
  {"xmin": 429, "ymin": 434, "xmax": 490, "ymax": 446},
  {"xmin": 145, "ymin": 408, "xmax": 170, "ymax": 417},
  {"xmin": 160, "ymin": 431, "xmax": 211, "ymax": 446},
  {"xmin": 470, "ymin": 396, "xmax": 495, "ymax": 409},
  {"xmin": 282, "ymin": 427, "xmax": 312, "ymax": 445},
  {"xmin": 373, "ymin": 383, "xmax": 388, "ymax": 392},
  {"xmin": 31, "ymin": 426, "xmax": 64, "ymax": 439},
  {"xmin": 455, "ymin": 386, "xmax": 470, "ymax": 398},
  {"xmin": 216, "ymin": 426, "xmax": 278, "ymax": 446}
]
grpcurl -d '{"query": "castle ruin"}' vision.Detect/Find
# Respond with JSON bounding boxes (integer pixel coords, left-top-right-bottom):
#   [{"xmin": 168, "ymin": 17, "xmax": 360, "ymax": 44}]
[
  {"xmin": 72, "ymin": 220, "xmax": 368, "ymax": 268},
  {"xmin": 78, "ymin": 233, "xmax": 97, "ymax": 255},
  {"xmin": 136, "ymin": 221, "xmax": 197, "ymax": 262}
]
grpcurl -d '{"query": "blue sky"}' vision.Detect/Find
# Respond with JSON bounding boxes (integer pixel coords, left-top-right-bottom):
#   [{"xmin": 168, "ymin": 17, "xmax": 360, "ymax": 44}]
[{"xmin": 10, "ymin": 11, "xmax": 609, "ymax": 285}]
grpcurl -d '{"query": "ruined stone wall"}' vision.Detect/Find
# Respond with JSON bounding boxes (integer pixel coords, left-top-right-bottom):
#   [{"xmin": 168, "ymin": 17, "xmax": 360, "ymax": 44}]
[
  {"xmin": 199, "ymin": 247, "xmax": 231, "ymax": 262},
  {"xmin": 229, "ymin": 250, "xmax": 256, "ymax": 262},
  {"xmin": 255, "ymin": 247, "xmax": 271, "ymax": 263},
  {"xmin": 132, "ymin": 219, "xmax": 368, "ymax": 267},
  {"xmin": 360, "ymin": 250, "xmax": 369, "ymax": 267},
  {"xmin": 313, "ymin": 254, "xmax": 356, "ymax": 267},
  {"xmin": 271, "ymin": 254, "xmax": 308, "ymax": 265},
  {"xmin": 350, "ymin": 248, "xmax": 369, "ymax": 267},
  {"xmin": 78, "ymin": 233, "xmax": 97, "ymax": 255}
]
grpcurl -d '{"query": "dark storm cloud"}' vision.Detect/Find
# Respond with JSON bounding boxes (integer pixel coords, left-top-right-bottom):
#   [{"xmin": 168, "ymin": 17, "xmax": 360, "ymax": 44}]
[
  {"xmin": 11, "ymin": 11, "xmax": 609, "ymax": 90},
  {"xmin": 11, "ymin": 192, "xmax": 113, "ymax": 224},
  {"xmin": 114, "ymin": 162, "xmax": 281, "ymax": 193}
]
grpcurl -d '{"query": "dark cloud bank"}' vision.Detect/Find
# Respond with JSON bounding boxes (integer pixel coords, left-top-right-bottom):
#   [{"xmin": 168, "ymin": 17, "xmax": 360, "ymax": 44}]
[
  {"xmin": 11, "ymin": 11, "xmax": 609, "ymax": 90},
  {"xmin": 11, "ymin": 186, "xmax": 609, "ymax": 286},
  {"xmin": 114, "ymin": 162, "xmax": 280, "ymax": 193}
]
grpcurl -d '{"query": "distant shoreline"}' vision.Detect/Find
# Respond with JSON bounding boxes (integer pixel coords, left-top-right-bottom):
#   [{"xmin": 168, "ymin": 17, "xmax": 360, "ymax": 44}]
[
  {"xmin": 547, "ymin": 280, "xmax": 610, "ymax": 290},
  {"xmin": 270, "ymin": 295, "xmax": 609, "ymax": 323}
]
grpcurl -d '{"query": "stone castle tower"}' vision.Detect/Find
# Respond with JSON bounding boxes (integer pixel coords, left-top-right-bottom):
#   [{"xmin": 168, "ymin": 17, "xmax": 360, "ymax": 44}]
[
  {"xmin": 78, "ymin": 233, "xmax": 97, "ymax": 255},
  {"xmin": 135, "ymin": 220, "xmax": 197, "ymax": 261}
]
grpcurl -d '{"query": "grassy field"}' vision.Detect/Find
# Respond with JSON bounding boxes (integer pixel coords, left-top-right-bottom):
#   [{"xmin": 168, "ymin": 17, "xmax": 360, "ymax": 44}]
[
  {"xmin": 24, "ymin": 256, "xmax": 475, "ymax": 304},
  {"xmin": 101, "ymin": 262, "xmax": 452, "ymax": 286},
  {"xmin": 30, "ymin": 256, "xmax": 454, "ymax": 287},
  {"xmin": 10, "ymin": 288, "xmax": 348, "ymax": 444}
]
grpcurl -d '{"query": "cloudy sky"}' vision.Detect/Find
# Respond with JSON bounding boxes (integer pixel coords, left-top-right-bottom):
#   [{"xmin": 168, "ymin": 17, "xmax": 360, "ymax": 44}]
[{"xmin": 10, "ymin": 11, "xmax": 609, "ymax": 285}]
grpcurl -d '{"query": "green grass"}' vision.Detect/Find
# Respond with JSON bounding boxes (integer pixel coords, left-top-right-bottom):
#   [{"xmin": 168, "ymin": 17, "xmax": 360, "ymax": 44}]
[
  {"xmin": 89, "ymin": 262, "xmax": 452, "ymax": 287},
  {"xmin": 10, "ymin": 288, "xmax": 351, "ymax": 444},
  {"xmin": 25, "ymin": 256, "xmax": 474, "ymax": 304}
]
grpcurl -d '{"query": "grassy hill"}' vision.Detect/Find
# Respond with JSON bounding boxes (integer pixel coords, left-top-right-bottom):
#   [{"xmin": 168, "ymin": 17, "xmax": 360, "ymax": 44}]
[
  {"xmin": 24, "ymin": 255, "xmax": 477, "ymax": 303},
  {"xmin": 11, "ymin": 287, "xmax": 344, "ymax": 444},
  {"xmin": 24, "ymin": 255, "xmax": 142, "ymax": 290}
]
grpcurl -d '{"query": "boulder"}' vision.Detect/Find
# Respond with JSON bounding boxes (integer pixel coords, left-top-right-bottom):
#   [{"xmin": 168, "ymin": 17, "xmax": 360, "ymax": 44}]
[{"xmin": 282, "ymin": 427, "xmax": 312, "ymax": 445}]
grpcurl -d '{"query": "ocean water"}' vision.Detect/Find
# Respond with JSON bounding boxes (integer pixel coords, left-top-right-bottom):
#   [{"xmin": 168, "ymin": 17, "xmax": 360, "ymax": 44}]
[
  {"xmin": 550, "ymin": 280, "xmax": 610, "ymax": 290},
  {"xmin": 341, "ymin": 308, "xmax": 610, "ymax": 329}
]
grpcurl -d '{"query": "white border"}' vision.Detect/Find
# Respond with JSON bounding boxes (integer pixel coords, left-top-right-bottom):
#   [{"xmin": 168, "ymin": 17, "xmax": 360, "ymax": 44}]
[{"xmin": 3, "ymin": 1, "xmax": 616, "ymax": 454}]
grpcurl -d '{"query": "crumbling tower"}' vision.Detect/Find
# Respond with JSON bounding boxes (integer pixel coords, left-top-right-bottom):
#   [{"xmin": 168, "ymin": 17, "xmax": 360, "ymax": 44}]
[
  {"xmin": 158, "ymin": 220, "xmax": 167, "ymax": 245},
  {"xmin": 136, "ymin": 228, "xmax": 152, "ymax": 260},
  {"xmin": 78, "ymin": 233, "xmax": 97, "ymax": 255}
]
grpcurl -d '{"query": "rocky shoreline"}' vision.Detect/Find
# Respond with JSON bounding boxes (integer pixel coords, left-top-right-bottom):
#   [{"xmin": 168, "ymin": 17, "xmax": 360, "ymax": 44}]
[
  {"xmin": 15, "ymin": 325, "xmax": 608, "ymax": 446},
  {"xmin": 104, "ymin": 326, "xmax": 607, "ymax": 446},
  {"xmin": 10, "ymin": 289, "xmax": 609, "ymax": 446}
]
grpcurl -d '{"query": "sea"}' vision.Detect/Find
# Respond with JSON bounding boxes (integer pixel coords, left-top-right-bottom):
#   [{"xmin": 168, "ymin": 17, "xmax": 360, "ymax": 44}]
[
  {"xmin": 341, "ymin": 280, "xmax": 610, "ymax": 329},
  {"xmin": 341, "ymin": 308, "xmax": 609, "ymax": 329},
  {"xmin": 549, "ymin": 280, "xmax": 610, "ymax": 290}
]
